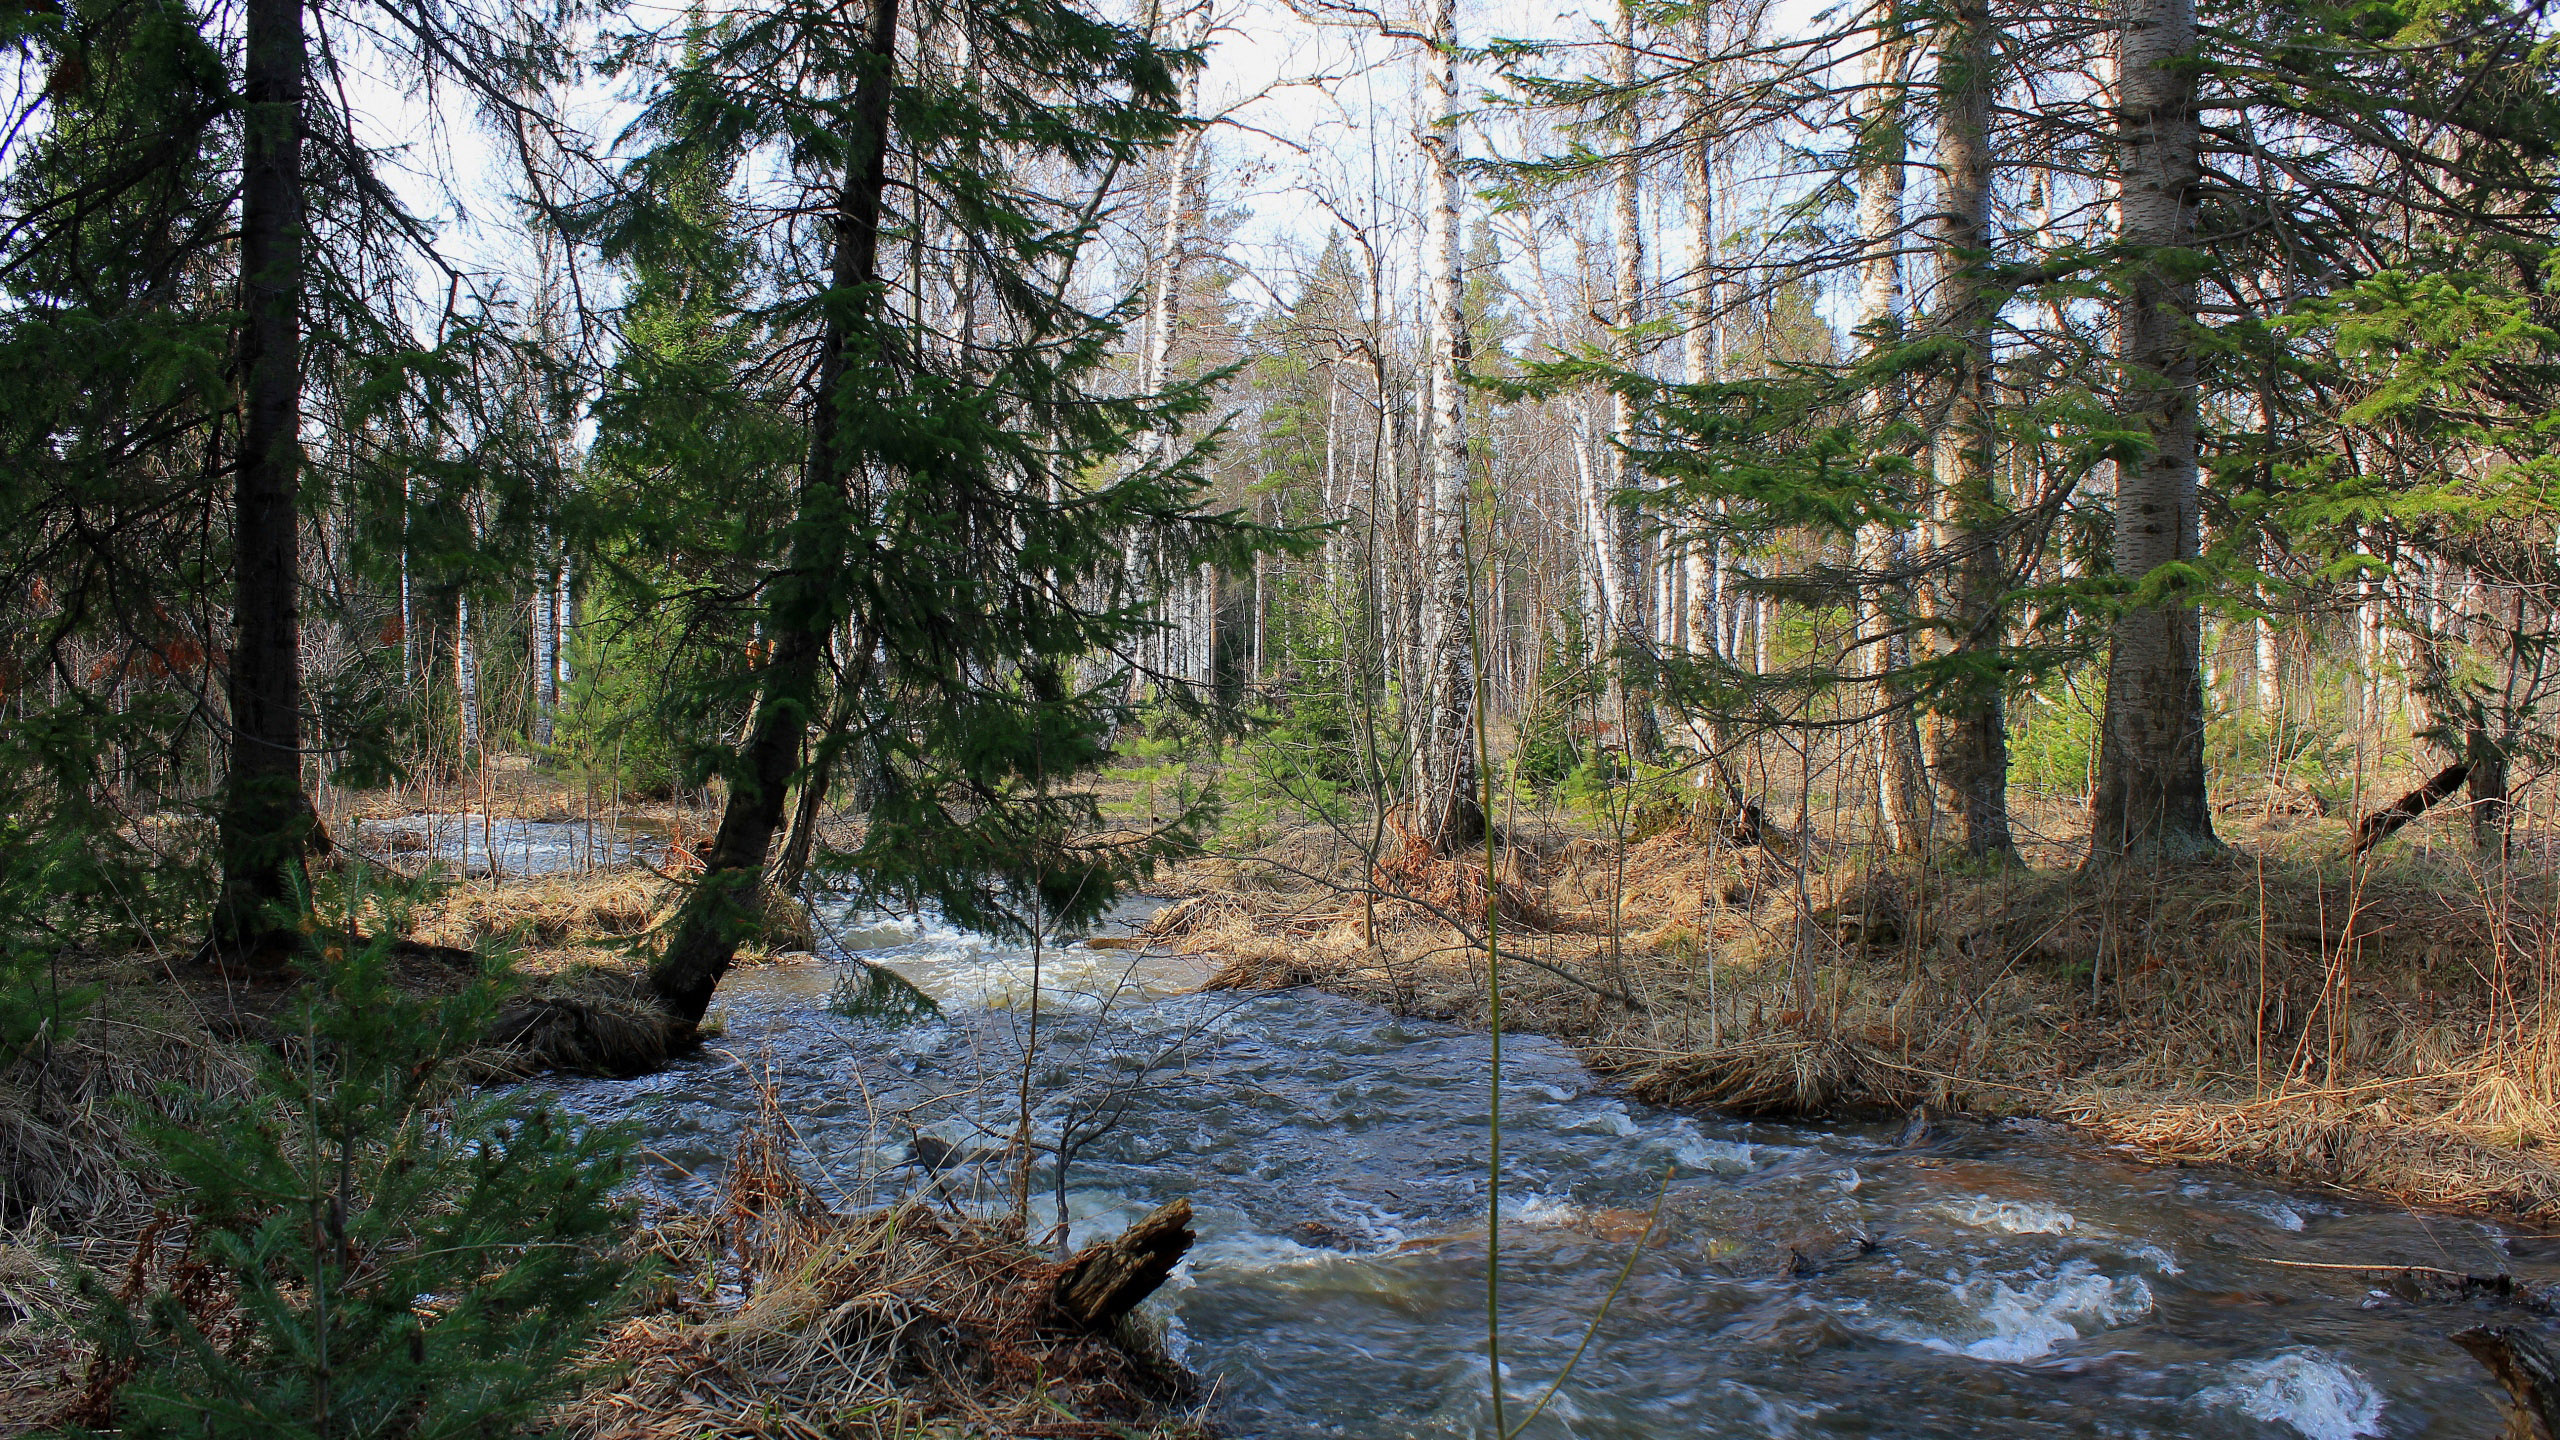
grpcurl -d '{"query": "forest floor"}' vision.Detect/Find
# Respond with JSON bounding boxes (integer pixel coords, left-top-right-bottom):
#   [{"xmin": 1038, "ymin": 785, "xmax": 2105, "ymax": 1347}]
[
  {"xmin": 1154, "ymin": 789, "xmax": 2560, "ymax": 1230},
  {"xmin": 0, "ymin": 772, "xmax": 1204, "ymax": 1439}
]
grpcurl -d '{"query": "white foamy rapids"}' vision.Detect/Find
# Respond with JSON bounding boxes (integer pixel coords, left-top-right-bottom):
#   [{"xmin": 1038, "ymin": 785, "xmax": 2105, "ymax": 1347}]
[
  {"xmin": 1508, "ymin": 1193, "xmax": 1586, "ymax": 1229},
  {"xmin": 1937, "ymin": 1198, "xmax": 2077, "ymax": 1236},
  {"xmin": 1189, "ymin": 1231, "xmax": 1345, "ymax": 1272},
  {"xmin": 2200, "ymin": 1350, "xmax": 2384, "ymax": 1440},
  {"xmin": 822, "ymin": 904, "xmax": 1196, "ymax": 1011},
  {"xmin": 1902, "ymin": 1260, "xmax": 2155, "ymax": 1364},
  {"xmin": 1562, "ymin": 1101, "xmax": 1643, "ymax": 1137},
  {"xmin": 2248, "ymin": 1200, "xmax": 2310, "ymax": 1232},
  {"xmin": 1662, "ymin": 1123, "xmax": 1761, "ymax": 1174},
  {"xmin": 2182, "ymin": 1180, "xmax": 2314, "ymax": 1232}
]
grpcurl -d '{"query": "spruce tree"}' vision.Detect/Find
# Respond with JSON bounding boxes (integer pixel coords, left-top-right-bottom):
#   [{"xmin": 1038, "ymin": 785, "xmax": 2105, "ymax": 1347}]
[
  {"xmin": 72, "ymin": 898, "xmax": 635, "ymax": 1437},
  {"xmin": 582, "ymin": 0, "xmax": 1286, "ymax": 1028}
]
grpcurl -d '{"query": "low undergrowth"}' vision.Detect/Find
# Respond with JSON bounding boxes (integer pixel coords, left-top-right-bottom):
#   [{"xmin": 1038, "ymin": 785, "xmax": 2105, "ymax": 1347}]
[{"xmin": 1166, "ymin": 806, "xmax": 2560, "ymax": 1225}]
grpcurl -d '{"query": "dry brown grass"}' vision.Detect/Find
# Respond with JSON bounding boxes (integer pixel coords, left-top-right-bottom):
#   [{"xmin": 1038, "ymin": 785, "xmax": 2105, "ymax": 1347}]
[
  {"xmin": 0, "ymin": 962, "xmax": 268, "ymax": 1434},
  {"xmin": 1171, "ymin": 803, "xmax": 2560, "ymax": 1225},
  {"xmin": 0, "ymin": 1222, "xmax": 97, "ymax": 1434},
  {"xmin": 407, "ymin": 869, "xmax": 675, "ymax": 954},
  {"xmin": 561, "ymin": 1084, "xmax": 1201, "ymax": 1440}
]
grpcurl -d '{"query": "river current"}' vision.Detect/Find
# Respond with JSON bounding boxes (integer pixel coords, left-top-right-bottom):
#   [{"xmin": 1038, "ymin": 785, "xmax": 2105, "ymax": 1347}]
[{"xmin": 517, "ymin": 884, "xmax": 2555, "ymax": 1439}]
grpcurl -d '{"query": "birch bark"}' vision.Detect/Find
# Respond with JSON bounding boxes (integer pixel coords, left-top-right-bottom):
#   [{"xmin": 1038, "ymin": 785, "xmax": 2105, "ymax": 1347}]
[
  {"xmin": 1609, "ymin": 0, "xmax": 1661, "ymax": 759},
  {"xmin": 1852, "ymin": 6, "xmax": 1933, "ymax": 854},
  {"xmin": 1413, "ymin": 0, "xmax": 1482, "ymax": 849}
]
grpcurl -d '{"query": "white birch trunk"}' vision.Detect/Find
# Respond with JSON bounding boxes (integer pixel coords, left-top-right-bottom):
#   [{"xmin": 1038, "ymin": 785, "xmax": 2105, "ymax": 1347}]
[
  {"xmin": 1609, "ymin": 0, "xmax": 1656, "ymax": 761},
  {"xmin": 1853, "ymin": 5, "xmax": 1932, "ymax": 853},
  {"xmin": 456, "ymin": 591, "xmax": 480, "ymax": 758},
  {"xmin": 2254, "ymin": 613, "xmax": 2279, "ymax": 714},
  {"xmin": 1679, "ymin": 98, "xmax": 1724, "ymax": 662},
  {"xmin": 1414, "ymin": 0, "xmax": 1480, "ymax": 848},
  {"xmin": 555, "ymin": 552, "xmax": 572, "ymax": 693}
]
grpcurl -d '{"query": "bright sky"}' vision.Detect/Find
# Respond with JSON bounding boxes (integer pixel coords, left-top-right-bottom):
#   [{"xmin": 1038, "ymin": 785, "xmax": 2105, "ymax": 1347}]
[{"xmin": 319, "ymin": 0, "xmax": 1838, "ymax": 345}]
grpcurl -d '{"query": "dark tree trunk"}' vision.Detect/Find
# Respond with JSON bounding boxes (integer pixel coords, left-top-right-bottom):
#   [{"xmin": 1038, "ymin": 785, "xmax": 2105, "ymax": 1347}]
[
  {"xmin": 2087, "ymin": 0, "xmax": 2219, "ymax": 866},
  {"xmin": 2468, "ymin": 725, "xmax": 2511, "ymax": 854},
  {"xmin": 649, "ymin": 0, "xmax": 898, "ymax": 1027},
  {"xmin": 2347, "ymin": 761, "xmax": 2468, "ymax": 856},
  {"xmin": 212, "ymin": 0, "xmax": 322, "ymax": 959},
  {"xmin": 417, "ymin": 584, "xmax": 463, "ymax": 778},
  {"xmin": 775, "ymin": 674, "xmax": 869, "ymax": 895},
  {"xmin": 2453, "ymin": 1326, "xmax": 2560, "ymax": 1440},
  {"xmin": 1920, "ymin": 0, "xmax": 2016, "ymax": 863}
]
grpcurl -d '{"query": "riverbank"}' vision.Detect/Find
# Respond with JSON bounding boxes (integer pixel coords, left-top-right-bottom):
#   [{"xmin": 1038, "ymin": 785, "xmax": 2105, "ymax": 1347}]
[
  {"xmin": 0, "ymin": 858, "xmax": 1202, "ymax": 1438},
  {"xmin": 13, "ymin": 783, "xmax": 2560, "ymax": 1433},
  {"xmin": 1156, "ymin": 806, "xmax": 2560, "ymax": 1228}
]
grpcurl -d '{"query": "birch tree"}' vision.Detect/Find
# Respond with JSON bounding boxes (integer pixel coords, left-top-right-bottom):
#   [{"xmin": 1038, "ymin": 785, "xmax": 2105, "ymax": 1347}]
[
  {"xmin": 1851, "ymin": 3, "xmax": 1931, "ymax": 854},
  {"xmin": 1411, "ymin": 0, "xmax": 1482, "ymax": 849}
]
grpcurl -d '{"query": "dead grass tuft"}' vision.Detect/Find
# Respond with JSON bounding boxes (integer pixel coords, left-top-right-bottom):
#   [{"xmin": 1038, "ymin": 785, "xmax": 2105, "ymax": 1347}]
[
  {"xmin": 408, "ymin": 870, "xmax": 673, "ymax": 953},
  {"xmin": 562, "ymin": 1086, "xmax": 1200, "ymax": 1440}
]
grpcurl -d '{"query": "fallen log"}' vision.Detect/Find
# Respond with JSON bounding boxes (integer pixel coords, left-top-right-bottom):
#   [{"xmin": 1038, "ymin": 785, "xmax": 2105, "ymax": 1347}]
[
  {"xmin": 2347, "ymin": 761, "xmax": 2468, "ymax": 856},
  {"xmin": 2454, "ymin": 1325, "xmax": 2560, "ymax": 1440},
  {"xmin": 1050, "ymin": 1197, "xmax": 1194, "ymax": 1331}
]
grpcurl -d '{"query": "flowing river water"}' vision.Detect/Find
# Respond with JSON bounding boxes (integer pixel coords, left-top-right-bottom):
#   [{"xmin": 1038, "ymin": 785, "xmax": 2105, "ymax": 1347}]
[
  {"xmin": 347, "ymin": 797, "xmax": 2537, "ymax": 1439},
  {"xmin": 513, "ymin": 890, "xmax": 2559, "ymax": 1438}
]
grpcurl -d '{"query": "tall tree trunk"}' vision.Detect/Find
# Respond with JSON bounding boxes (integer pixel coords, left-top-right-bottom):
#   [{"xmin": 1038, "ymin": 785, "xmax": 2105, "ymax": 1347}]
[
  {"xmin": 212, "ymin": 0, "xmax": 321, "ymax": 958},
  {"xmin": 2253, "ymin": 611, "xmax": 2279, "ymax": 713},
  {"xmin": 1129, "ymin": 3, "xmax": 1208, "ymax": 696},
  {"xmin": 773, "ymin": 674, "xmax": 861, "ymax": 896},
  {"xmin": 1412, "ymin": 0, "xmax": 1481, "ymax": 852},
  {"xmin": 2088, "ymin": 0, "xmax": 2218, "ymax": 863},
  {"xmin": 1919, "ymin": 0, "xmax": 2015, "ymax": 860},
  {"xmin": 1679, "ymin": 88, "xmax": 1725, "ymax": 663},
  {"xmin": 650, "ymin": 0, "xmax": 899, "ymax": 1027},
  {"xmin": 533, "ymin": 536, "xmax": 562, "ymax": 747},
  {"xmin": 1852, "ymin": 4, "xmax": 1933, "ymax": 855},
  {"xmin": 555, "ymin": 553, "xmax": 574, "ymax": 695},
  {"xmin": 1609, "ymin": 0, "xmax": 1661, "ymax": 761}
]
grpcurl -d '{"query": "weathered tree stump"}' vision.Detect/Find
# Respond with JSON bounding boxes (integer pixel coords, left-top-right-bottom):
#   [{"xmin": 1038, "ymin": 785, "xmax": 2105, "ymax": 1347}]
[
  {"xmin": 1050, "ymin": 1197, "xmax": 1194, "ymax": 1331},
  {"xmin": 2455, "ymin": 1325, "xmax": 2560, "ymax": 1440}
]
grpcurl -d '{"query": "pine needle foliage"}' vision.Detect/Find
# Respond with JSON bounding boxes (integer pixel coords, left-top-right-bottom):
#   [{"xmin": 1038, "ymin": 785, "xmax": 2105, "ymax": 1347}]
[
  {"xmin": 581, "ymin": 0, "xmax": 1305, "ymax": 968},
  {"xmin": 68, "ymin": 893, "xmax": 638, "ymax": 1438}
]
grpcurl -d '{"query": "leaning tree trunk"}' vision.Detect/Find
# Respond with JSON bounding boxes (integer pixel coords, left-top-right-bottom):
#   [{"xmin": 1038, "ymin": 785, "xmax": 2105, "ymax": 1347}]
[
  {"xmin": 1410, "ymin": 0, "xmax": 1482, "ymax": 853},
  {"xmin": 2087, "ymin": 0, "xmax": 2218, "ymax": 864},
  {"xmin": 1920, "ymin": 0, "xmax": 2016, "ymax": 861},
  {"xmin": 649, "ymin": 0, "xmax": 898, "ymax": 1028},
  {"xmin": 1851, "ymin": 3, "xmax": 1933, "ymax": 856},
  {"xmin": 212, "ymin": 0, "xmax": 324, "ymax": 959}
]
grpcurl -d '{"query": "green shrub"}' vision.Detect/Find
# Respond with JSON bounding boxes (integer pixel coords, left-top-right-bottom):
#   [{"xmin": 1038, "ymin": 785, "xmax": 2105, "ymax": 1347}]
[
  {"xmin": 548, "ymin": 609, "xmax": 688, "ymax": 799},
  {"xmin": 2007, "ymin": 668, "xmax": 2105, "ymax": 798},
  {"xmin": 71, "ymin": 889, "xmax": 639, "ymax": 1438}
]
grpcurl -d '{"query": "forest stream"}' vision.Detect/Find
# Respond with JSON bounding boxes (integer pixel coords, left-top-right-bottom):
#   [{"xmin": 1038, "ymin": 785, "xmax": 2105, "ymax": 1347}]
[{"xmin": 404, "ymin": 820, "xmax": 2545, "ymax": 1439}]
